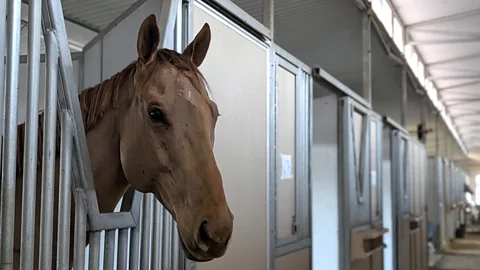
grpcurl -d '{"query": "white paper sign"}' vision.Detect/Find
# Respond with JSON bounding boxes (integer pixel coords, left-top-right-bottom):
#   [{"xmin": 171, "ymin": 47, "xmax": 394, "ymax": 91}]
[
  {"xmin": 371, "ymin": 171, "xmax": 377, "ymax": 185},
  {"xmin": 281, "ymin": 154, "xmax": 294, "ymax": 180}
]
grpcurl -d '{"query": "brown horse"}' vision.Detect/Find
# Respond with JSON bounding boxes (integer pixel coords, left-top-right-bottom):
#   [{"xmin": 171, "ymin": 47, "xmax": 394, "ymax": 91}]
[{"xmin": 11, "ymin": 14, "xmax": 233, "ymax": 268}]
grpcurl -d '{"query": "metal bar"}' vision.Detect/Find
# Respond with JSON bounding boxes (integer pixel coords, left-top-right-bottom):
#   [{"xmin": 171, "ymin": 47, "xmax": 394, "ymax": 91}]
[
  {"xmin": 103, "ymin": 230, "xmax": 116, "ymax": 270},
  {"xmin": 362, "ymin": 12, "xmax": 372, "ymax": 104},
  {"xmin": 141, "ymin": 194, "xmax": 153, "ymax": 269},
  {"xmin": 440, "ymin": 80, "xmax": 480, "ymax": 92},
  {"xmin": 426, "ymin": 52, "xmax": 480, "ymax": 68},
  {"xmin": 427, "ymin": 75, "xmax": 480, "ymax": 80},
  {"xmin": 129, "ymin": 224, "xmax": 141, "ymax": 269},
  {"xmin": 262, "ymin": 0, "xmax": 274, "ymax": 35},
  {"xmin": 171, "ymin": 221, "xmax": 180, "ymax": 270},
  {"xmin": 405, "ymin": 8, "xmax": 480, "ymax": 30},
  {"xmin": 408, "ymin": 37, "xmax": 480, "ymax": 46},
  {"xmin": 56, "ymin": 110, "xmax": 73, "ymax": 270},
  {"xmin": 88, "ymin": 231, "xmax": 101, "ymax": 270},
  {"xmin": 19, "ymin": 0, "xmax": 42, "ymax": 268},
  {"xmin": 151, "ymin": 200, "xmax": 164, "ymax": 270},
  {"xmin": 0, "ymin": 0, "xmax": 6, "ymax": 253},
  {"xmin": 182, "ymin": 0, "xmax": 193, "ymax": 47},
  {"xmin": 158, "ymin": 0, "xmax": 180, "ymax": 48},
  {"xmin": 38, "ymin": 29, "xmax": 58, "ymax": 270},
  {"xmin": 117, "ymin": 229, "xmax": 129, "ymax": 270},
  {"xmin": 43, "ymin": 0, "xmax": 101, "ymax": 227},
  {"xmin": 3, "ymin": 51, "xmax": 84, "ymax": 65},
  {"xmin": 401, "ymin": 66, "xmax": 408, "ymax": 127},
  {"xmin": 162, "ymin": 212, "xmax": 172, "ymax": 269},
  {"xmin": 73, "ymin": 190, "xmax": 86, "ymax": 270},
  {"xmin": 1, "ymin": 0, "xmax": 22, "ymax": 268}
]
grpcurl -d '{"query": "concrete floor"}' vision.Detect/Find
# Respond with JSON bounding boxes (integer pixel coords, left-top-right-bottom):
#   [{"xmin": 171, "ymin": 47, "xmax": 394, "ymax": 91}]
[{"xmin": 433, "ymin": 233, "xmax": 480, "ymax": 270}]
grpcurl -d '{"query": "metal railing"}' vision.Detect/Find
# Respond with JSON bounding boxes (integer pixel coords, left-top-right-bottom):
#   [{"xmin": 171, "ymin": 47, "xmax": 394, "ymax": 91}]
[{"xmin": 0, "ymin": 0, "xmax": 189, "ymax": 269}]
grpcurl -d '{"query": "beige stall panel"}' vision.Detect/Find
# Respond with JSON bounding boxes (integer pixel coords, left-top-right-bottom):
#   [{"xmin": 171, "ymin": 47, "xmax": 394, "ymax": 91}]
[
  {"xmin": 276, "ymin": 66, "xmax": 297, "ymax": 239},
  {"xmin": 276, "ymin": 248, "xmax": 311, "ymax": 270},
  {"xmin": 194, "ymin": 3, "xmax": 269, "ymax": 270}
]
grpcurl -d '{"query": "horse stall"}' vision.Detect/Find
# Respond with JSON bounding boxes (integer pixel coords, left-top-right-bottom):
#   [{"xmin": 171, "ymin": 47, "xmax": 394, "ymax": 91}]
[
  {"xmin": 311, "ymin": 66, "xmax": 386, "ymax": 270},
  {"xmin": 428, "ymin": 157, "xmax": 470, "ymax": 253}
]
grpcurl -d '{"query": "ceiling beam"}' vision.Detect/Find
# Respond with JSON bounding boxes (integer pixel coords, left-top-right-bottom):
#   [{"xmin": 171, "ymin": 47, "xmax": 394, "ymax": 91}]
[
  {"xmin": 407, "ymin": 37, "xmax": 480, "ymax": 46},
  {"xmin": 426, "ymin": 75, "xmax": 480, "ymax": 80},
  {"xmin": 426, "ymin": 52, "xmax": 480, "ymax": 68},
  {"xmin": 405, "ymin": 8, "xmax": 480, "ymax": 30},
  {"xmin": 448, "ymin": 100, "xmax": 480, "ymax": 109},
  {"xmin": 408, "ymin": 28, "xmax": 480, "ymax": 38}
]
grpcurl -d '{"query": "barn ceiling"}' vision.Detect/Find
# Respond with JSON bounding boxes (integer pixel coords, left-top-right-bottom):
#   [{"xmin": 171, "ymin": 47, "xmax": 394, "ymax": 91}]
[{"xmin": 390, "ymin": 0, "xmax": 480, "ymax": 153}]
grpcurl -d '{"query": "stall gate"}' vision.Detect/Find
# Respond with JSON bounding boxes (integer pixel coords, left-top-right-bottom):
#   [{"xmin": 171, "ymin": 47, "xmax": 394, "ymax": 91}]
[
  {"xmin": 391, "ymin": 131, "xmax": 427, "ymax": 270},
  {"xmin": 0, "ymin": 0, "xmax": 190, "ymax": 269},
  {"xmin": 426, "ymin": 156, "xmax": 444, "ymax": 250},
  {"xmin": 341, "ymin": 97, "xmax": 386, "ymax": 270}
]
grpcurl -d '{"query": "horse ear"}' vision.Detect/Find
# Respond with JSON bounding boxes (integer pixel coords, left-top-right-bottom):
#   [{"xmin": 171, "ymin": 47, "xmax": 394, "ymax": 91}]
[
  {"xmin": 137, "ymin": 14, "xmax": 160, "ymax": 64},
  {"xmin": 182, "ymin": 23, "xmax": 211, "ymax": 67}
]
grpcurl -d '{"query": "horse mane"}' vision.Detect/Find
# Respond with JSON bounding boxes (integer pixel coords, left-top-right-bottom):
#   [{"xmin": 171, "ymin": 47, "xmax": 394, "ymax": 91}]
[{"xmin": 15, "ymin": 48, "xmax": 209, "ymax": 176}]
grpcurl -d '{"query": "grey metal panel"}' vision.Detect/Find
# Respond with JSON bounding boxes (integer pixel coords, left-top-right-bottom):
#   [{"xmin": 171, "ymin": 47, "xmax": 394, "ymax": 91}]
[
  {"xmin": 311, "ymin": 93, "xmax": 341, "ymax": 270},
  {"xmin": 371, "ymin": 26, "xmax": 403, "ymax": 125},
  {"xmin": 100, "ymin": 0, "xmax": 165, "ymax": 80},
  {"xmin": 193, "ymin": 2, "xmax": 269, "ymax": 270},
  {"xmin": 393, "ymin": 131, "xmax": 411, "ymax": 215},
  {"xmin": 274, "ymin": 0, "xmax": 364, "ymax": 96},
  {"xmin": 83, "ymin": 41, "xmax": 101, "ymax": 89}
]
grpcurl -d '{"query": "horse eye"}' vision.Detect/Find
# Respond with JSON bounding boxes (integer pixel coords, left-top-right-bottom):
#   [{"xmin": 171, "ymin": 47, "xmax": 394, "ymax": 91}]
[{"xmin": 148, "ymin": 107, "xmax": 168, "ymax": 124}]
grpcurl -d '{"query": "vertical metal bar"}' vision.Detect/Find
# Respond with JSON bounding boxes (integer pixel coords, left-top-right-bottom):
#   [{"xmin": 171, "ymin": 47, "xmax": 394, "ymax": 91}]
[
  {"xmin": 141, "ymin": 194, "xmax": 153, "ymax": 269},
  {"xmin": 0, "ymin": 0, "xmax": 6, "ymax": 252},
  {"xmin": 171, "ymin": 222, "xmax": 180, "ymax": 270},
  {"xmin": 162, "ymin": 212, "xmax": 172, "ymax": 269},
  {"xmin": 129, "ymin": 224, "xmax": 141, "ymax": 269},
  {"xmin": 88, "ymin": 231, "xmax": 101, "ymax": 270},
  {"xmin": 19, "ymin": 0, "xmax": 42, "ymax": 268},
  {"xmin": 1, "ymin": 0, "xmax": 22, "ymax": 268},
  {"xmin": 401, "ymin": 66, "xmax": 408, "ymax": 127},
  {"xmin": 117, "ymin": 229, "xmax": 129, "ymax": 270},
  {"xmin": 104, "ymin": 230, "xmax": 116, "ymax": 270},
  {"xmin": 0, "ymin": 0, "xmax": 7, "ymax": 142},
  {"xmin": 262, "ymin": 0, "xmax": 274, "ymax": 35},
  {"xmin": 182, "ymin": 0, "xmax": 193, "ymax": 47},
  {"xmin": 175, "ymin": 0, "xmax": 183, "ymax": 52},
  {"xmin": 158, "ymin": 0, "xmax": 179, "ymax": 49},
  {"xmin": 435, "ymin": 114, "xmax": 439, "ymax": 156},
  {"xmin": 57, "ymin": 110, "xmax": 73, "ymax": 270},
  {"xmin": 362, "ymin": 12, "xmax": 372, "ymax": 104},
  {"xmin": 151, "ymin": 200, "xmax": 164, "ymax": 270},
  {"xmin": 73, "ymin": 190, "xmax": 86, "ymax": 270},
  {"xmin": 38, "ymin": 29, "xmax": 58, "ymax": 270}
]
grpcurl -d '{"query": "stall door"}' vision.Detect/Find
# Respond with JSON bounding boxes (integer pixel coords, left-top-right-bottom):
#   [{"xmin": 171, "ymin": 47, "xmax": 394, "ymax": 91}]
[
  {"xmin": 342, "ymin": 97, "xmax": 387, "ymax": 270},
  {"xmin": 392, "ymin": 131, "xmax": 412, "ymax": 270},
  {"xmin": 409, "ymin": 142, "xmax": 428, "ymax": 270}
]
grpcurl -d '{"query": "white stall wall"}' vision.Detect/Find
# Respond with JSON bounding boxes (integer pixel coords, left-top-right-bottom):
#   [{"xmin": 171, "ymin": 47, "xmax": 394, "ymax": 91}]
[
  {"xmin": 193, "ymin": 2, "xmax": 268, "ymax": 270},
  {"xmin": 83, "ymin": 0, "xmax": 165, "ymax": 88},
  {"xmin": 275, "ymin": 248, "xmax": 311, "ymax": 270},
  {"xmin": 11, "ymin": 60, "xmax": 79, "ymax": 124}
]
